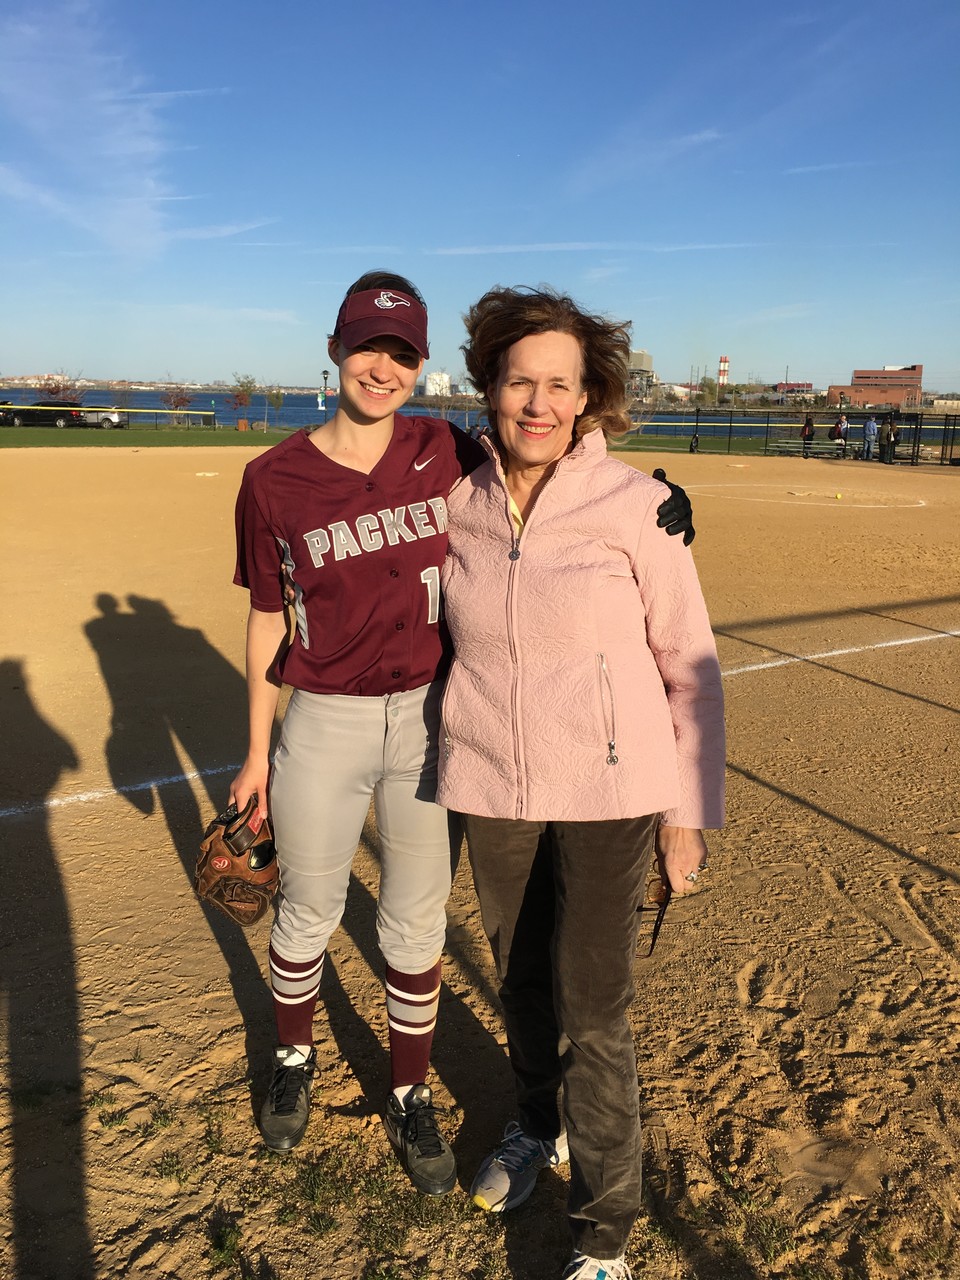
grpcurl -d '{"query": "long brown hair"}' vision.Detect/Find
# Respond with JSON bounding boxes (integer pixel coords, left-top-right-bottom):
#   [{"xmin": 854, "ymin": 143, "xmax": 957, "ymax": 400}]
[{"xmin": 461, "ymin": 286, "xmax": 632, "ymax": 437}]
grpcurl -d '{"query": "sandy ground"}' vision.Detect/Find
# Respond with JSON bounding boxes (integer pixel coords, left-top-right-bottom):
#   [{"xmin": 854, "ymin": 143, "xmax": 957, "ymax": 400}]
[{"xmin": 1, "ymin": 445, "xmax": 958, "ymax": 1280}]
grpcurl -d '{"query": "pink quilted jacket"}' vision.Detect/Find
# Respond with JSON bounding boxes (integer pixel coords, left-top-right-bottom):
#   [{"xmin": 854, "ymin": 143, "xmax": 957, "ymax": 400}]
[{"xmin": 436, "ymin": 431, "xmax": 725, "ymax": 826}]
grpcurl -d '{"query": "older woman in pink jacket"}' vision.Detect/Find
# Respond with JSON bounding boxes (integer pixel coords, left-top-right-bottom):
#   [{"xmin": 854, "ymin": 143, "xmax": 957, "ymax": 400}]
[{"xmin": 436, "ymin": 286, "xmax": 725, "ymax": 1280}]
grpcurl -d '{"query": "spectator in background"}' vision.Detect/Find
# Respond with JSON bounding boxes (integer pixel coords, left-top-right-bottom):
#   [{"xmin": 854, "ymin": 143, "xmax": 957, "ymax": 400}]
[
  {"xmin": 835, "ymin": 414, "xmax": 849, "ymax": 458},
  {"xmin": 801, "ymin": 414, "xmax": 816, "ymax": 459},
  {"xmin": 862, "ymin": 415, "xmax": 879, "ymax": 461},
  {"xmin": 881, "ymin": 415, "xmax": 899, "ymax": 464}
]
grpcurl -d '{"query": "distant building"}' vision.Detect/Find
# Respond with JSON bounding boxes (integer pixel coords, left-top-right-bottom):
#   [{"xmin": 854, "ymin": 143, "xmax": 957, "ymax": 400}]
[
  {"xmin": 774, "ymin": 382, "xmax": 814, "ymax": 395},
  {"xmin": 424, "ymin": 371, "xmax": 451, "ymax": 397},
  {"xmin": 627, "ymin": 350, "xmax": 655, "ymax": 398},
  {"xmin": 827, "ymin": 363, "xmax": 923, "ymax": 409}
]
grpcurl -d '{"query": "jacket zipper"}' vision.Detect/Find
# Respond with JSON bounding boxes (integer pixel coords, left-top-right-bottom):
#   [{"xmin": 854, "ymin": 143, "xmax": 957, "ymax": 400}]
[
  {"xmin": 497, "ymin": 467, "xmax": 525, "ymax": 815},
  {"xmin": 506, "ymin": 534, "xmax": 524, "ymax": 812},
  {"xmin": 494, "ymin": 449, "xmax": 567, "ymax": 814},
  {"xmin": 597, "ymin": 653, "xmax": 619, "ymax": 765}
]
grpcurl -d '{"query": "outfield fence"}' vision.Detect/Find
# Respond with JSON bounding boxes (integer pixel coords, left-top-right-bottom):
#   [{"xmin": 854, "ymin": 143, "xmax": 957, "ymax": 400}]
[{"xmin": 619, "ymin": 409, "xmax": 959, "ymax": 465}]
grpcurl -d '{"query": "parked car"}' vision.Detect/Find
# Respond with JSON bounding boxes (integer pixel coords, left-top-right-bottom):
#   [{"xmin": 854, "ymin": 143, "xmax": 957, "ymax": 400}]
[
  {"xmin": 4, "ymin": 399, "xmax": 85, "ymax": 428},
  {"xmin": 82, "ymin": 405, "xmax": 128, "ymax": 428}
]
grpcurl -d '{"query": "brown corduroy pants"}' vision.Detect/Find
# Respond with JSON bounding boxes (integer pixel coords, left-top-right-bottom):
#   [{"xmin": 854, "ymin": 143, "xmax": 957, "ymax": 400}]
[{"xmin": 461, "ymin": 812, "xmax": 659, "ymax": 1259}]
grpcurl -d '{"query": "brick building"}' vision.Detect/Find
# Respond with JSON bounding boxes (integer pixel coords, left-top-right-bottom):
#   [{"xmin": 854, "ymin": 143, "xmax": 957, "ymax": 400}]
[{"xmin": 827, "ymin": 364, "xmax": 923, "ymax": 410}]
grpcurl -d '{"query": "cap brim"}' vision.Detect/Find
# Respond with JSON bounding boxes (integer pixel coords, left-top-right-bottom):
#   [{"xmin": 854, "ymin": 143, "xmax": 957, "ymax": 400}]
[{"xmin": 338, "ymin": 316, "xmax": 429, "ymax": 360}]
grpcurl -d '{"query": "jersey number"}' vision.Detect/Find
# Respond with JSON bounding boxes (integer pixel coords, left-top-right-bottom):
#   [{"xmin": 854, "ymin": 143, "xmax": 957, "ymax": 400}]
[{"xmin": 420, "ymin": 566, "xmax": 441, "ymax": 625}]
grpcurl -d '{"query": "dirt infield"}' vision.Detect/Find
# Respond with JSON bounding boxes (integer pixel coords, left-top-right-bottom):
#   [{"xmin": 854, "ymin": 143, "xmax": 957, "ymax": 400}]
[{"xmin": 1, "ymin": 446, "xmax": 958, "ymax": 1280}]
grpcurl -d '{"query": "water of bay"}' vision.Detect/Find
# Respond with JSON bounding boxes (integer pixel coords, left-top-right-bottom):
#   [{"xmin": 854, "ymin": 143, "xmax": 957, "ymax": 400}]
[{"xmin": 0, "ymin": 387, "xmax": 486, "ymax": 433}]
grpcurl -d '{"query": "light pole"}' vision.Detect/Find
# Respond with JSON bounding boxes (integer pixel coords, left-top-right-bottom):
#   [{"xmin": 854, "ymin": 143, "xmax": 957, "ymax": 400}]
[{"xmin": 322, "ymin": 369, "xmax": 330, "ymax": 423}]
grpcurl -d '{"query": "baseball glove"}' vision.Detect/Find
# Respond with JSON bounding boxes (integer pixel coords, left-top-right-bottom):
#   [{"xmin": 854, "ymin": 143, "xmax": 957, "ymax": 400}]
[{"xmin": 195, "ymin": 795, "xmax": 278, "ymax": 926}]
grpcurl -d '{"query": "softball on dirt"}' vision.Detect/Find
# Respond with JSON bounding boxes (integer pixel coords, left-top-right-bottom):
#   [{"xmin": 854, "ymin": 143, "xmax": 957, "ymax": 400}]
[{"xmin": 835, "ymin": 492, "xmax": 842, "ymax": 499}]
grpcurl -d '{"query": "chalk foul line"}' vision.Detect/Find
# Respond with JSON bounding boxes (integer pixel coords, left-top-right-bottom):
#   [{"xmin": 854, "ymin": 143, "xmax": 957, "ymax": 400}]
[
  {"xmin": 1, "ymin": 762, "xmax": 239, "ymax": 821},
  {"xmin": 3, "ymin": 627, "xmax": 958, "ymax": 821},
  {"xmin": 722, "ymin": 627, "xmax": 960, "ymax": 676}
]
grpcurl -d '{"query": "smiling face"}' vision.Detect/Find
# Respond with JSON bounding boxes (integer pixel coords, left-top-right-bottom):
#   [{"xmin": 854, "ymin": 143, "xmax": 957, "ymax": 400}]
[
  {"xmin": 489, "ymin": 330, "xmax": 588, "ymax": 477},
  {"xmin": 330, "ymin": 334, "xmax": 423, "ymax": 424}
]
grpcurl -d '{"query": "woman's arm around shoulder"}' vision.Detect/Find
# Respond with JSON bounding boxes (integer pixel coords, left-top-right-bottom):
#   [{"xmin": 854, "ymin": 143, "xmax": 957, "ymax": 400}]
[{"xmin": 630, "ymin": 487, "xmax": 725, "ymax": 830}]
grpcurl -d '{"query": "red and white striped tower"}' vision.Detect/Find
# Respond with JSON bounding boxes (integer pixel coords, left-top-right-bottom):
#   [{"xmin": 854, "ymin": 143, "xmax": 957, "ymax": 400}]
[{"xmin": 718, "ymin": 355, "xmax": 729, "ymax": 387}]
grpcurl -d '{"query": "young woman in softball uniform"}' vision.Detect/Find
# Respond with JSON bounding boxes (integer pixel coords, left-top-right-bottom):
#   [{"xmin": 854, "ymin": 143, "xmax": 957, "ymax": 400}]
[{"xmin": 229, "ymin": 270, "xmax": 694, "ymax": 1196}]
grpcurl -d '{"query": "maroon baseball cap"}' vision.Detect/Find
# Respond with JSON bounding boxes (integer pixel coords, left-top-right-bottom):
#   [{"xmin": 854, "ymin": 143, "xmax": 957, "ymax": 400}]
[{"xmin": 334, "ymin": 288, "xmax": 429, "ymax": 359}]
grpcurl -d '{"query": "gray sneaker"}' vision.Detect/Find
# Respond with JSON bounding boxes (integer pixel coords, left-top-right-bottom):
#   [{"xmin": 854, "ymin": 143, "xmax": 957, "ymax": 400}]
[
  {"xmin": 561, "ymin": 1251, "xmax": 632, "ymax": 1280},
  {"xmin": 259, "ymin": 1045, "xmax": 317, "ymax": 1152},
  {"xmin": 471, "ymin": 1120, "xmax": 568, "ymax": 1212}
]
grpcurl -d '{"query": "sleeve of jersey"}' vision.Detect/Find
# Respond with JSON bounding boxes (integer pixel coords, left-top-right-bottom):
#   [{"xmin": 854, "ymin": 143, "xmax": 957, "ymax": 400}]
[{"xmin": 232, "ymin": 467, "xmax": 285, "ymax": 612}]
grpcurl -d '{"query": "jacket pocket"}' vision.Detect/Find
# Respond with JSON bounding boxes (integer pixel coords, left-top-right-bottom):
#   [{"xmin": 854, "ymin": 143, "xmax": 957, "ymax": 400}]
[
  {"xmin": 439, "ymin": 677, "xmax": 454, "ymax": 762},
  {"xmin": 597, "ymin": 653, "xmax": 619, "ymax": 766}
]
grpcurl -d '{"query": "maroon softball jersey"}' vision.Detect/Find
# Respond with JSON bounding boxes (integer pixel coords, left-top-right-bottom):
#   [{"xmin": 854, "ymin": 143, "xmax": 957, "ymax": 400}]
[{"xmin": 234, "ymin": 417, "xmax": 486, "ymax": 696}]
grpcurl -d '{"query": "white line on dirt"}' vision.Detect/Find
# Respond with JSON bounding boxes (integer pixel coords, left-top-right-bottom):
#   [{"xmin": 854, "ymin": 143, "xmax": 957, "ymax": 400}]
[
  {"xmin": 686, "ymin": 482, "xmax": 926, "ymax": 510},
  {"xmin": 2, "ymin": 763, "xmax": 238, "ymax": 820},
  {"xmin": 722, "ymin": 628, "xmax": 960, "ymax": 676},
  {"xmin": 3, "ymin": 627, "xmax": 958, "ymax": 820}
]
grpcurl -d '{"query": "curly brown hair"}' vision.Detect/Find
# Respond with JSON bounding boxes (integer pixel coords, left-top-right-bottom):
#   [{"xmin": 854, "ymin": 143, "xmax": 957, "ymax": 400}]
[{"xmin": 461, "ymin": 285, "xmax": 632, "ymax": 437}]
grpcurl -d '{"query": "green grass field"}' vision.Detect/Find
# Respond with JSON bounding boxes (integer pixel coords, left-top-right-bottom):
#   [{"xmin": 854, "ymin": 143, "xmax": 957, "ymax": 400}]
[
  {"xmin": 0, "ymin": 427, "xmax": 294, "ymax": 448},
  {"xmin": 2, "ymin": 426, "xmax": 771, "ymax": 455},
  {"xmin": 616, "ymin": 433, "xmax": 769, "ymax": 455}
]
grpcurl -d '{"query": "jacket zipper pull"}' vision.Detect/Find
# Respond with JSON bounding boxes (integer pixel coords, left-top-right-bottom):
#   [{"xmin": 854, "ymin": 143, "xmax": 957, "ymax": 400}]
[
  {"xmin": 508, "ymin": 537, "xmax": 520, "ymax": 562},
  {"xmin": 606, "ymin": 741, "xmax": 619, "ymax": 765}
]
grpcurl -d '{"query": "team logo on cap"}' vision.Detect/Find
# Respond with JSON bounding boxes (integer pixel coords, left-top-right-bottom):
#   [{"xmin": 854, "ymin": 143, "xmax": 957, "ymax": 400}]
[{"xmin": 374, "ymin": 291, "xmax": 412, "ymax": 310}]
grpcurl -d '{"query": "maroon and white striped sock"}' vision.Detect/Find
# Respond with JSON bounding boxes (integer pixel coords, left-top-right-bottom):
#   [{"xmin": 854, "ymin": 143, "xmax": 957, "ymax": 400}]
[
  {"xmin": 385, "ymin": 960, "xmax": 441, "ymax": 1092},
  {"xmin": 269, "ymin": 943, "xmax": 324, "ymax": 1048}
]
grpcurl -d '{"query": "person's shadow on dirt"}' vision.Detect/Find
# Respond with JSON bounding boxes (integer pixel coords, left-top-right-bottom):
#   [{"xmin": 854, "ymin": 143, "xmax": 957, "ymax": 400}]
[
  {"xmin": 0, "ymin": 659, "xmax": 94, "ymax": 1279},
  {"xmin": 83, "ymin": 593, "xmax": 274, "ymax": 1097}
]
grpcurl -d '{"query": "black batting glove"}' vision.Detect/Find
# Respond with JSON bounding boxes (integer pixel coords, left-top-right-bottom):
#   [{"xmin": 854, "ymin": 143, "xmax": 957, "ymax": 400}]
[{"xmin": 652, "ymin": 468, "xmax": 695, "ymax": 546}]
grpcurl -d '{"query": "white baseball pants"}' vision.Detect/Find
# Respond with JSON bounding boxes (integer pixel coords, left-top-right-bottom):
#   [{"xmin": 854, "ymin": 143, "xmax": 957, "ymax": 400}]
[{"xmin": 268, "ymin": 680, "xmax": 454, "ymax": 971}]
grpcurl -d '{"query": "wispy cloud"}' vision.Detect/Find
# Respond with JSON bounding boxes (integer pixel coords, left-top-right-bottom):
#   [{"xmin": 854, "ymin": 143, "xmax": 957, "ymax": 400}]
[
  {"xmin": 784, "ymin": 160, "xmax": 877, "ymax": 175},
  {"xmin": 114, "ymin": 88, "xmax": 231, "ymax": 102},
  {"xmin": 582, "ymin": 264, "xmax": 629, "ymax": 282},
  {"xmin": 137, "ymin": 303, "xmax": 300, "ymax": 325},
  {"xmin": 171, "ymin": 219, "xmax": 278, "ymax": 241},
  {"xmin": 0, "ymin": 4, "xmax": 256, "ymax": 256},
  {"xmin": 0, "ymin": 162, "xmax": 74, "ymax": 221},
  {"xmin": 301, "ymin": 245, "xmax": 406, "ymax": 255},
  {"xmin": 116, "ymin": 193, "xmax": 206, "ymax": 203},
  {"xmin": 429, "ymin": 241, "xmax": 763, "ymax": 256},
  {"xmin": 566, "ymin": 127, "xmax": 722, "ymax": 197}
]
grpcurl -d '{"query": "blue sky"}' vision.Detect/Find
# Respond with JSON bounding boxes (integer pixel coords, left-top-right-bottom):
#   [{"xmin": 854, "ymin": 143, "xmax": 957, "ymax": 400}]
[{"xmin": 1, "ymin": 0, "xmax": 958, "ymax": 390}]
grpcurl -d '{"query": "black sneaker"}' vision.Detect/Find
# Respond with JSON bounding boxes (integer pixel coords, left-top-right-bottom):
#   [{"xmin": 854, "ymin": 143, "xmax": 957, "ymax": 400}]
[
  {"xmin": 259, "ymin": 1045, "xmax": 317, "ymax": 1152},
  {"xmin": 384, "ymin": 1083, "xmax": 457, "ymax": 1195}
]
